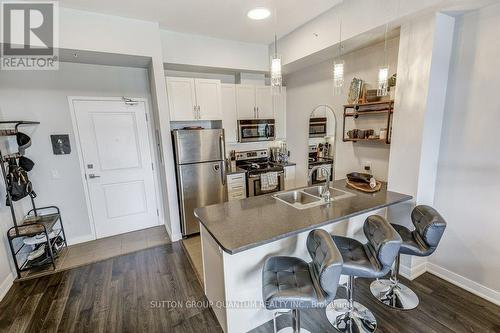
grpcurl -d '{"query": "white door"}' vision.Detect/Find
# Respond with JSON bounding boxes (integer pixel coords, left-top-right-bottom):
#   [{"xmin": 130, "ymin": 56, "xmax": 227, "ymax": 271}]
[
  {"xmin": 195, "ymin": 78, "xmax": 222, "ymax": 120},
  {"xmin": 166, "ymin": 77, "xmax": 197, "ymax": 121},
  {"xmin": 255, "ymin": 86, "xmax": 274, "ymax": 119},
  {"xmin": 236, "ymin": 85, "xmax": 256, "ymax": 119},
  {"xmin": 73, "ymin": 99, "xmax": 159, "ymax": 239},
  {"xmin": 221, "ymin": 84, "xmax": 238, "ymax": 143}
]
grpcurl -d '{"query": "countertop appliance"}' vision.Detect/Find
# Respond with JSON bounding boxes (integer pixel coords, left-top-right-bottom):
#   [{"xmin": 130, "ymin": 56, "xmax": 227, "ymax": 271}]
[
  {"xmin": 309, "ymin": 117, "xmax": 327, "ymax": 138},
  {"xmin": 236, "ymin": 149, "xmax": 284, "ymax": 197},
  {"xmin": 238, "ymin": 119, "xmax": 275, "ymax": 143},
  {"xmin": 172, "ymin": 129, "xmax": 227, "ymax": 236}
]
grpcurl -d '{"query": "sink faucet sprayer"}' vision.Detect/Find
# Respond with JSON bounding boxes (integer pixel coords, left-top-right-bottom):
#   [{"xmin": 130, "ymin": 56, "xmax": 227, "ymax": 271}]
[{"xmin": 308, "ymin": 165, "xmax": 331, "ymax": 202}]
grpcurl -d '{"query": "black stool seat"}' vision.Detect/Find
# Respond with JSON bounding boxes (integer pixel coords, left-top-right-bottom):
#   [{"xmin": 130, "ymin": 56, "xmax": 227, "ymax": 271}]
[
  {"xmin": 392, "ymin": 205, "xmax": 447, "ymax": 257},
  {"xmin": 370, "ymin": 205, "xmax": 447, "ymax": 310},
  {"xmin": 332, "ymin": 236, "xmax": 382, "ymax": 278},
  {"xmin": 392, "ymin": 224, "xmax": 433, "ymax": 256},
  {"xmin": 326, "ymin": 215, "xmax": 402, "ymax": 333},
  {"xmin": 263, "ymin": 256, "xmax": 325, "ymax": 310},
  {"xmin": 262, "ymin": 229, "xmax": 343, "ymax": 333}
]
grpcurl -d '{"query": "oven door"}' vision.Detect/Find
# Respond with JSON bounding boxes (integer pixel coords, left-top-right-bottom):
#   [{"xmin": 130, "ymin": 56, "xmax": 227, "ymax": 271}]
[
  {"xmin": 247, "ymin": 172, "xmax": 284, "ymax": 196},
  {"xmin": 238, "ymin": 120, "xmax": 275, "ymax": 143},
  {"xmin": 309, "ymin": 118, "xmax": 327, "ymax": 138}
]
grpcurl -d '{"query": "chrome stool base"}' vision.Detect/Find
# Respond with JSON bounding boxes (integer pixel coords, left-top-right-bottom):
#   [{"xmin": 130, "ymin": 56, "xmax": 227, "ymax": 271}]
[
  {"xmin": 276, "ymin": 328, "xmax": 312, "ymax": 333},
  {"xmin": 370, "ymin": 279, "xmax": 419, "ymax": 310},
  {"xmin": 273, "ymin": 309, "xmax": 311, "ymax": 333},
  {"xmin": 326, "ymin": 299, "xmax": 377, "ymax": 333}
]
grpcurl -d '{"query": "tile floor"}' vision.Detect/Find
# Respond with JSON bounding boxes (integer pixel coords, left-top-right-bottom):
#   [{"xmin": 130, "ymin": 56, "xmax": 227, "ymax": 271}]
[{"xmin": 18, "ymin": 225, "xmax": 170, "ymax": 281}]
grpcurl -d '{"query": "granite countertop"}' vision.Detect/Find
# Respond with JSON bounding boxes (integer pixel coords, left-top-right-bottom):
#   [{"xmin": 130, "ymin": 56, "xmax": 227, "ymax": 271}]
[{"xmin": 194, "ymin": 179, "xmax": 412, "ymax": 255}]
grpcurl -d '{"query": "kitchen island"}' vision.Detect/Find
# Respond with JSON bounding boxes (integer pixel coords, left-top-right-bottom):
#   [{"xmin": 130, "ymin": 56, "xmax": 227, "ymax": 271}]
[{"xmin": 194, "ymin": 180, "xmax": 412, "ymax": 333}]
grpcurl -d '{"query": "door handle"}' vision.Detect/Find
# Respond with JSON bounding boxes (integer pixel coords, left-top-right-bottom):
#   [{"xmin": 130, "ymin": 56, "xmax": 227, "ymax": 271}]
[
  {"xmin": 88, "ymin": 174, "xmax": 101, "ymax": 179},
  {"xmin": 219, "ymin": 134, "xmax": 226, "ymax": 186}
]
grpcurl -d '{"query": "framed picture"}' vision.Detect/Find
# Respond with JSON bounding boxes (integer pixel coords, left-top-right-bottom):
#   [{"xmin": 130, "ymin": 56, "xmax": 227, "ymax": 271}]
[
  {"xmin": 50, "ymin": 134, "xmax": 71, "ymax": 155},
  {"xmin": 348, "ymin": 78, "xmax": 364, "ymax": 104}
]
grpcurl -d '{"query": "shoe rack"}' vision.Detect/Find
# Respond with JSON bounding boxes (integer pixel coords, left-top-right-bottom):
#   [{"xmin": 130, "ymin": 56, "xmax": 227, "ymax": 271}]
[{"xmin": 0, "ymin": 121, "xmax": 68, "ymax": 280}]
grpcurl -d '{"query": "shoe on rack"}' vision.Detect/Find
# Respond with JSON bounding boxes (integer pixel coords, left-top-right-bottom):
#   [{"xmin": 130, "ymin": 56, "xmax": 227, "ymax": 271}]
[
  {"xmin": 27, "ymin": 244, "xmax": 46, "ymax": 261},
  {"xmin": 52, "ymin": 236, "xmax": 65, "ymax": 252},
  {"xmin": 23, "ymin": 230, "xmax": 58, "ymax": 246}
]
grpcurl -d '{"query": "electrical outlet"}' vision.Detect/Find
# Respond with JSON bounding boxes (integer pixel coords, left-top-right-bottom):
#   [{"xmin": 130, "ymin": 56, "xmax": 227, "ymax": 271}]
[{"xmin": 364, "ymin": 161, "xmax": 372, "ymax": 172}]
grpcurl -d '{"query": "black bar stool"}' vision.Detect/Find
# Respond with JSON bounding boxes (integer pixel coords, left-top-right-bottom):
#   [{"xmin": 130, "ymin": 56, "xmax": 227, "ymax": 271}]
[
  {"xmin": 370, "ymin": 205, "xmax": 447, "ymax": 310},
  {"xmin": 262, "ymin": 229, "xmax": 343, "ymax": 333},
  {"xmin": 325, "ymin": 215, "xmax": 402, "ymax": 333}
]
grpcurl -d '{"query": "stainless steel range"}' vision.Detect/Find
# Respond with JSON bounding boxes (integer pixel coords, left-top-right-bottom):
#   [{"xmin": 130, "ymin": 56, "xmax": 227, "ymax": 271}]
[{"xmin": 236, "ymin": 149, "xmax": 284, "ymax": 197}]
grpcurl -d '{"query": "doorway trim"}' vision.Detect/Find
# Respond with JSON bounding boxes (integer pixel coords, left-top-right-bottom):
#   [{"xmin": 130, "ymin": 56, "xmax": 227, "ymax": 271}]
[{"xmin": 68, "ymin": 96, "xmax": 163, "ymax": 243}]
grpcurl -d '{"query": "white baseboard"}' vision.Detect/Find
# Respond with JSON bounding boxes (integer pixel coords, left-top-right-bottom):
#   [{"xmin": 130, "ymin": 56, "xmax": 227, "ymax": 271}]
[
  {"xmin": 399, "ymin": 261, "xmax": 427, "ymax": 280},
  {"xmin": 426, "ymin": 262, "xmax": 500, "ymax": 306},
  {"xmin": 0, "ymin": 272, "xmax": 15, "ymax": 301},
  {"xmin": 171, "ymin": 232, "xmax": 183, "ymax": 242},
  {"xmin": 66, "ymin": 234, "xmax": 95, "ymax": 246}
]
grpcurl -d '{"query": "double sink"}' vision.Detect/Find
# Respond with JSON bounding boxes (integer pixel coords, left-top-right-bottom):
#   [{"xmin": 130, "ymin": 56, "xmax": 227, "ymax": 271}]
[{"xmin": 273, "ymin": 186, "xmax": 355, "ymax": 210}]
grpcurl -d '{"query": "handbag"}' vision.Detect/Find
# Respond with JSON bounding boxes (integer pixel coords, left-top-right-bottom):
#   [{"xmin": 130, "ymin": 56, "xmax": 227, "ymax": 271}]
[{"xmin": 6, "ymin": 160, "xmax": 36, "ymax": 205}]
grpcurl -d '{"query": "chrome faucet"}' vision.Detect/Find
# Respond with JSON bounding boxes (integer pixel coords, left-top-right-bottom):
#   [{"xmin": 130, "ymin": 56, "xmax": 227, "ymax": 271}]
[{"xmin": 308, "ymin": 165, "xmax": 331, "ymax": 202}]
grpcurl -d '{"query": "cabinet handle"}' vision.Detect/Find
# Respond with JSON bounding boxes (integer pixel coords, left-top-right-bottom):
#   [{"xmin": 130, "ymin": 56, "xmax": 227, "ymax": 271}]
[
  {"xmin": 197, "ymin": 105, "xmax": 200, "ymax": 119},
  {"xmin": 257, "ymin": 107, "xmax": 259, "ymax": 118},
  {"xmin": 194, "ymin": 105, "xmax": 197, "ymax": 119}
]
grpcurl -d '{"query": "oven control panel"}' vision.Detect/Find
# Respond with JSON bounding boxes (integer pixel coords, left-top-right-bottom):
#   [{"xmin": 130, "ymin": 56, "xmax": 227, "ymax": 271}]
[{"xmin": 235, "ymin": 149, "xmax": 269, "ymax": 161}]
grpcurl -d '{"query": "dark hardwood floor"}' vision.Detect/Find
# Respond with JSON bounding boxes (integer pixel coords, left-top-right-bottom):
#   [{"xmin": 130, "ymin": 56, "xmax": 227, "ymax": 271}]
[{"xmin": 0, "ymin": 241, "xmax": 498, "ymax": 333}]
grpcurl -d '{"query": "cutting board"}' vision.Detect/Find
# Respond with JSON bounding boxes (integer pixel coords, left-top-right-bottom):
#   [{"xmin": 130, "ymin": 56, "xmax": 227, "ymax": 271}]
[{"xmin": 346, "ymin": 179, "xmax": 382, "ymax": 193}]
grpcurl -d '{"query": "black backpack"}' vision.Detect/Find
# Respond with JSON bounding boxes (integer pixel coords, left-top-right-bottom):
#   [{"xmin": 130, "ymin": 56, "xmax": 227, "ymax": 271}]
[{"xmin": 6, "ymin": 159, "xmax": 36, "ymax": 205}]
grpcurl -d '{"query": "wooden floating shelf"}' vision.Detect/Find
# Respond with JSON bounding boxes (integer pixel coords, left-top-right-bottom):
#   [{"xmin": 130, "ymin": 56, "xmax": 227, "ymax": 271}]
[
  {"xmin": 343, "ymin": 100, "xmax": 394, "ymax": 145},
  {"xmin": 343, "ymin": 100, "xmax": 394, "ymax": 108},
  {"xmin": 344, "ymin": 138, "xmax": 390, "ymax": 144},
  {"xmin": 345, "ymin": 110, "xmax": 393, "ymax": 117}
]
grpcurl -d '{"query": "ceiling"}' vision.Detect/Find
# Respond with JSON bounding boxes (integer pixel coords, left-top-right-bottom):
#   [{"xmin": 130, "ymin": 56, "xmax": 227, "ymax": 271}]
[{"xmin": 56, "ymin": 0, "xmax": 342, "ymax": 44}]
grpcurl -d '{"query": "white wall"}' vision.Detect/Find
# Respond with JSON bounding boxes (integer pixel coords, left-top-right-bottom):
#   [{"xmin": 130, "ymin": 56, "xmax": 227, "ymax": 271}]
[
  {"xmin": 161, "ymin": 30, "xmax": 269, "ymax": 71},
  {"xmin": 431, "ymin": 4, "xmax": 500, "ymax": 302},
  {"xmin": 386, "ymin": 12, "xmax": 455, "ymax": 278},
  {"xmin": 285, "ymin": 38, "xmax": 399, "ymax": 186},
  {"xmin": 0, "ymin": 62, "xmax": 152, "ymax": 242}
]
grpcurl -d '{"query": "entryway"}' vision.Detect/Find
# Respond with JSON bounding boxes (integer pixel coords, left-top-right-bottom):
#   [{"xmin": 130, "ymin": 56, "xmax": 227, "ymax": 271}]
[{"xmin": 70, "ymin": 98, "xmax": 160, "ymax": 239}]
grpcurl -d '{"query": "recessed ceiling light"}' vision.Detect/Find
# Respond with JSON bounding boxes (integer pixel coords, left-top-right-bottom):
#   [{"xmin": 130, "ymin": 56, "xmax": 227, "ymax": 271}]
[{"xmin": 247, "ymin": 7, "xmax": 271, "ymax": 20}]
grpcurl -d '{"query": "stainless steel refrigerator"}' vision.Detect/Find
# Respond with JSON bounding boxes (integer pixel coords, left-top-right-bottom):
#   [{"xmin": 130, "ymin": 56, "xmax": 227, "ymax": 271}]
[{"xmin": 172, "ymin": 129, "xmax": 227, "ymax": 236}]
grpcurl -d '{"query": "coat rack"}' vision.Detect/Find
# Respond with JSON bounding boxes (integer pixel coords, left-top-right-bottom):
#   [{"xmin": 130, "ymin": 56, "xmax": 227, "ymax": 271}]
[{"xmin": 0, "ymin": 121, "xmax": 68, "ymax": 280}]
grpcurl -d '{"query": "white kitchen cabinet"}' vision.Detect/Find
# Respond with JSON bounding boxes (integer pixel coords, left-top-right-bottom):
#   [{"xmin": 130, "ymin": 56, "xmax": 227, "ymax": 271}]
[
  {"xmin": 236, "ymin": 85, "xmax": 257, "ymax": 119},
  {"xmin": 227, "ymin": 173, "xmax": 246, "ymax": 201},
  {"xmin": 221, "ymin": 84, "xmax": 238, "ymax": 143},
  {"xmin": 284, "ymin": 165, "xmax": 296, "ymax": 190},
  {"xmin": 166, "ymin": 77, "xmax": 197, "ymax": 121},
  {"xmin": 274, "ymin": 87, "xmax": 287, "ymax": 140},
  {"xmin": 166, "ymin": 77, "xmax": 221, "ymax": 121},
  {"xmin": 195, "ymin": 79, "xmax": 222, "ymax": 120},
  {"xmin": 236, "ymin": 85, "xmax": 274, "ymax": 119},
  {"xmin": 255, "ymin": 86, "xmax": 273, "ymax": 118}
]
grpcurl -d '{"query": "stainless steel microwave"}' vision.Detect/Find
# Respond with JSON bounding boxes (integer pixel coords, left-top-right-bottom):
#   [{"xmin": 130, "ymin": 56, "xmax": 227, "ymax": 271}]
[
  {"xmin": 309, "ymin": 117, "xmax": 327, "ymax": 138},
  {"xmin": 237, "ymin": 119, "xmax": 275, "ymax": 143}
]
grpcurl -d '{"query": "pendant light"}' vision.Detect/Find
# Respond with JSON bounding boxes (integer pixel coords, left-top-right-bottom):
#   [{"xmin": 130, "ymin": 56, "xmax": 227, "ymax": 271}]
[
  {"xmin": 271, "ymin": 34, "xmax": 282, "ymax": 94},
  {"xmin": 377, "ymin": 25, "xmax": 389, "ymax": 97},
  {"xmin": 333, "ymin": 1, "xmax": 344, "ymax": 96}
]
